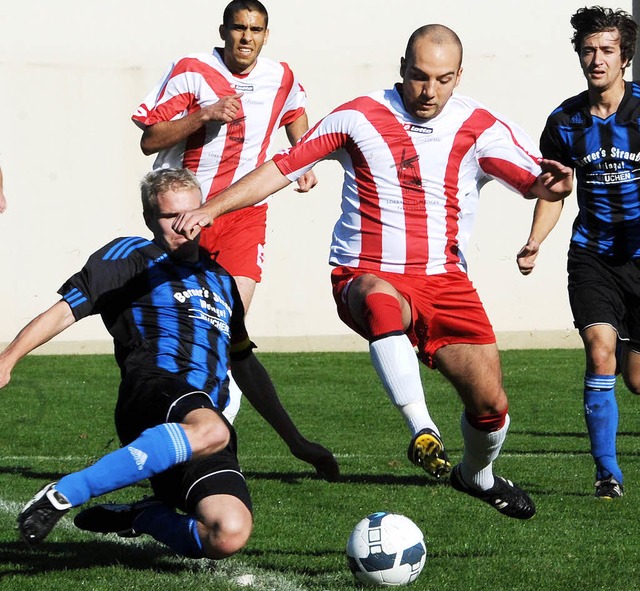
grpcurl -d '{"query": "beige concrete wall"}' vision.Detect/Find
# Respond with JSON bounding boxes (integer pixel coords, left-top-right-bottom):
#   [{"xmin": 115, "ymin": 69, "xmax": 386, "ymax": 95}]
[{"xmin": 0, "ymin": 0, "xmax": 628, "ymax": 352}]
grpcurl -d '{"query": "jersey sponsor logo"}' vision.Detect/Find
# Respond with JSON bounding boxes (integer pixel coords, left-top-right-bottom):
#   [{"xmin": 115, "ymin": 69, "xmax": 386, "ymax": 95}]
[
  {"xmin": 189, "ymin": 308, "xmax": 231, "ymax": 335},
  {"xmin": 384, "ymin": 197, "xmax": 429, "ymax": 211},
  {"xmin": 196, "ymin": 297, "xmax": 229, "ymax": 320},
  {"xmin": 610, "ymin": 146, "xmax": 640, "ymax": 161},
  {"xmin": 174, "ymin": 286, "xmax": 232, "ymax": 334},
  {"xmin": 241, "ymin": 98, "xmax": 266, "ymax": 106},
  {"xmin": 392, "ymin": 154, "xmax": 423, "ymax": 191},
  {"xmin": 403, "ymin": 123, "xmax": 433, "ymax": 135},
  {"xmin": 578, "ymin": 146, "xmax": 640, "ymax": 167},
  {"xmin": 586, "ymin": 170, "xmax": 635, "ymax": 185},
  {"xmin": 233, "ymin": 83, "xmax": 254, "ymax": 92},
  {"xmin": 577, "ymin": 148, "xmax": 607, "ymax": 167},
  {"xmin": 174, "ymin": 287, "xmax": 211, "ymax": 303},
  {"xmin": 227, "ymin": 117, "xmax": 246, "ymax": 144},
  {"xmin": 174, "ymin": 287, "xmax": 233, "ymax": 314}
]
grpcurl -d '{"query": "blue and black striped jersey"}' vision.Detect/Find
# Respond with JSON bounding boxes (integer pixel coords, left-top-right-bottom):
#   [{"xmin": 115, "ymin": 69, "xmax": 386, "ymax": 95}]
[
  {"xmin": 541, "ymin": 81, "xmax": 640, "ymax": 260},
  {"xmin": 58, "ymin": 236, "xmax": 249, "ymax": 408}
]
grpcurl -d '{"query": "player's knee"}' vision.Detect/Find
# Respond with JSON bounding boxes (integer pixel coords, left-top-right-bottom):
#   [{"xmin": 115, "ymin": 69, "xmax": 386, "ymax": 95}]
[
  {"xmin": 463, "ymin": 389, "xmax": 508, "ymax": 418},
  {"xmin": 587, "ymin": 346, "xmax": 617, "ymax": 374},
  {"xmin": 185, "ymin": 414, "xmax": 231, "ymax": 457},
  {"xmin": 202, "ymin": 510, "xmax": 253, "ymax": 559},
  {"xmin": 465, "ymin": 407, "xmax": 508, "ymax": 432},
  {"xmin": 361, "ymin": 292, "xmax": 405, "ymax": 340},
  {"xmin": 622, "ymin": 374, "xmax": 640, "ymax": 396}
]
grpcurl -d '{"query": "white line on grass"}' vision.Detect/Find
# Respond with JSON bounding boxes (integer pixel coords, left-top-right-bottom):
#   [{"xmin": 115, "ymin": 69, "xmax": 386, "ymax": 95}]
[
  {"xmin": 3, "ymin": 451, "xmax": 589, "ymax": 463},
  {"xmin": 0, "ymin": 496, "xmax": 313, "ymax": 591},
  {"xmin": 3, "ymin": 456, "xmax": 94, "ymax": 462},
  {"xmin": 0, "ymin": 498, "xmax": 78, "ymax": 535}
]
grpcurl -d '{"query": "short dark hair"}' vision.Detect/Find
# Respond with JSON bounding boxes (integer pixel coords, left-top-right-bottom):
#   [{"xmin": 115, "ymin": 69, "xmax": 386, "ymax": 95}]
[
  {"xmin": 140, "ymin": 168, "xmax": 201, "ymax": 215},
  {"xmin": 222, "ymin": 0, "xmax": 269, "ymax": 28},
  {"xmin": 570, "ymin": 6, "xmax": 638, "ymax": 64}
]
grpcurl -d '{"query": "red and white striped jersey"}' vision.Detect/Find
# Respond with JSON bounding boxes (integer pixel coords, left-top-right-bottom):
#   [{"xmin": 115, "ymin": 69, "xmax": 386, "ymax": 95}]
[
  {"xmin": 273, "ymin": 85, "xmax": 542, "ymax": 276},
  {"xmin": 133, "ymin": 48, "xmax": 306, "ymax": 202}
]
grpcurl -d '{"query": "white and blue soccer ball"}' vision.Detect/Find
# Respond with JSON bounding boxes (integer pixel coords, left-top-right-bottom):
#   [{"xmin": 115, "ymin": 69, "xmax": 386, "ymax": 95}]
[{"xmin": 346, "ymin": 512, "xmax": 427, "ymax": 587}]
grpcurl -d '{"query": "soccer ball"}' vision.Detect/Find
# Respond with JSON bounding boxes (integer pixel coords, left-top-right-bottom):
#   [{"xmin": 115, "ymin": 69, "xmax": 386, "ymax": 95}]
[{"xmin": 346, "ymin": 512, "xmax": 427, "ymax": 586}]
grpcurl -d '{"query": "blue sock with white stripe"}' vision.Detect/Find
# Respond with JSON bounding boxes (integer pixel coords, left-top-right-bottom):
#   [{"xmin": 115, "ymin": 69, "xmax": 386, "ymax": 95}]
[
  {"xmin": 133, "ymin": 504, "xmax": 205, "ymax": 558},
  {"xmin": 55, "ymin": 423, "xmax": 192, "ymax": 506},
  {"xmin": 583, "ymin": 373, "xmax": 622, "ymax": 483}
]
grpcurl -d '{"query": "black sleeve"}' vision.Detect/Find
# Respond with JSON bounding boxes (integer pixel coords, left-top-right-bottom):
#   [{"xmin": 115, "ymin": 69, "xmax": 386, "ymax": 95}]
[
  {"xmin": 228, "ymin": 276, "xmax": 255, "ymax": 361},
  {"xmin": 57, "ymin": 237, "xmax": 147, "ymax": 321},
  {"xmin": 540, "ymin": 119, "xmax": 572, "ymax": 167}
]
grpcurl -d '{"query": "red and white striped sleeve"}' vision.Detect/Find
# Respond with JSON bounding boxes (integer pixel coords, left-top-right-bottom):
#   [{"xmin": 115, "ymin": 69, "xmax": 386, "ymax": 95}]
[
  {"xmin": 273, "ymin": 106, "xmax": 356, "ymax": 179},
  {"xmin": 278, "ymin": 63, "xmax": 307, "ymax": 128},
  {"xmin": 473, "ymin": 109, "xmax": 542, "ymax": 196},
  {"xmin": 131, "ymin": 58, "xmax": 203, "ymax": 129}
]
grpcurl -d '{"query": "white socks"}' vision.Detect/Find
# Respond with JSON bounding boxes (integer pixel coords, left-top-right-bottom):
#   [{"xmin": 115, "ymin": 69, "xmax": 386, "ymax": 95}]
[
  {"xmin": 370, "ymin": 335, "xmax": 439, "ymax": 436},
  {"xmin": 459, "ymin": 412, "xmax": 510, "ymax": 490}
]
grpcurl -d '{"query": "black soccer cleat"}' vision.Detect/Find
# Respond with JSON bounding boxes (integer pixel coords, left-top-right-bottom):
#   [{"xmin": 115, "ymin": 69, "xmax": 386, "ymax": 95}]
[
  {"xmin": 595, "ymin": 476, "xmax": 624, "ymax": 499},
  {"xmin": 17, "ymin": 482, "xmax": 72, "ymax": 546},
  {"xmin": 450, "ymin": 464, "xmax": 536, "ymax": 520},
  {"xmin": 407, "ymin": 428, "xmax": 451, "ymax": 478},
  {"xmin": 74, "ymin": 498, "xmax": 162, "ymax": 538}
]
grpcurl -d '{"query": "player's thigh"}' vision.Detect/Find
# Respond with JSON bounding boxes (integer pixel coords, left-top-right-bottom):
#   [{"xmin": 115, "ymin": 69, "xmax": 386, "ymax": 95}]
[
  {"xmin": 233, "ymin": 275, "xmax": 257, "ymax": 312},
  {"xmin": 331, "ymin": 267, "xmax": 412, "ymax": 334},
  {"xmin": 115, "ymin": 366, "xmax": 214, "ymax": 444},
  {"xmin": 568, "ymin": 247, "xmax": 626, "ymax": 336},
  {"xmin": 150, "ymin": 432, "xmax": 251, "ymax": 515},
  {"xmin": 181, "ymin": 407, "xmax": 232, "ymax": 457},
  {"xmin": 434, "ymin": 342, "xmax": 507, "ymax": 414},
  {"xmin": 348, "ymin": 274, "xmax": 411, "ymax": 327}
]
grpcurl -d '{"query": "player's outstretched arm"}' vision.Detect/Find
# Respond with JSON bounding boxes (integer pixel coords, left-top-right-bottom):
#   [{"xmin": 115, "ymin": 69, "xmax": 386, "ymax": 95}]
[
  {"xmin": 230, "ymin": 352, "xmax": 340, "ymax": 482},
  {"xmin": 527, "ymin": 159, "xmax": 573, "ymax": 202},
  {"xmin": 285, "ymin": 114, "xmax": 318, "ymax": 193},
  {"xmin": 140, "ymin": 94, "xmax": 243, "ymax": 155},
  {"xmin": 516, "ymin": 199, "xmax": 565, "ymax": 276},
  {"xmin": 0, "ymin": 300, "xmax": 76, "ymax": 388},
  {"xmin": 172, "ymin": 161, "xmax": 292, "ymax": 240}
]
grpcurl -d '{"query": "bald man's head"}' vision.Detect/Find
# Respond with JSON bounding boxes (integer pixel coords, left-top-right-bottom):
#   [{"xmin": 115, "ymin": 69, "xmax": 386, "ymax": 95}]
[
  {"xmin": 405, "ymin": 24, "xmax": 463, "ymax": 69},
  {"xmin": 399, "ymin": 24, "xmax": 464, "ymax": 120}
]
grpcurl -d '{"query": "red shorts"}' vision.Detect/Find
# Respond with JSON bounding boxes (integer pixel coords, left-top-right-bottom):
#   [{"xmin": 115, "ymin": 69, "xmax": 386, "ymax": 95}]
[
  {"xmin": 331, "ymin": 266, "xmax": 496, "ymax": 368},
  {"xmin": 199, "ymin": 204, "xmax": 268, "ymax": 282}
]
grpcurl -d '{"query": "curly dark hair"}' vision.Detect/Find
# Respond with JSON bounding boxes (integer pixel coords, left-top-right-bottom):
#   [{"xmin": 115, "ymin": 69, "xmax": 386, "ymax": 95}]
[{"xmin": 571, "ymin": 6, "xmax": 638, "ymax": 64}]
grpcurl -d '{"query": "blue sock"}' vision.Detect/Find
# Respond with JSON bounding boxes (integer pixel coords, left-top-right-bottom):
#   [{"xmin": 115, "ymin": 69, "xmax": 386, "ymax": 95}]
[
  {"xmin": 134, "ymin": 504, "xmax": 205, "ymax": 558},
  {"xmin": 56, "ymin": 423, "xmax": 192, "ymax": 506},
  {"xmin": 584, "ymin": 373, "xmax": 622, "ymax": 483}
]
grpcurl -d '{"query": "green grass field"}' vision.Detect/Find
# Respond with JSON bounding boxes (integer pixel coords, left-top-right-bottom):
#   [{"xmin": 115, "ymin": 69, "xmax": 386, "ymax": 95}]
[{"xmin": 1, "ymin": 350, "xmax": 640, "ymax": 590}]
